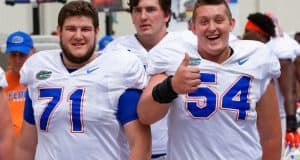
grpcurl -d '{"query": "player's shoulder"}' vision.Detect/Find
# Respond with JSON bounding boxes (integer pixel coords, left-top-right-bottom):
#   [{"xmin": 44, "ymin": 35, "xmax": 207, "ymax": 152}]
[
  {"xmin": 105, "ymin": 35, "xmax": 139, "ymax": 51},
  {"xmin": 230, "ymin": 39, "xmax": 274, "ymax": 63},
  {"xmin": 269, "ymin": 34, "xmax": 299, "ymax": 50},
  {"xmin": 152, "ymin": 31, "xmax": 194, "ymax": 55},
  {"xmin": 26, "ymin": 49, "xmax": 61, "ymax": 64},
  {"xmin": 230, "ymin": 39, "xmax": 265, "ymax": 53},
  {"xmin": 268, "ymin": 34, "xmax": 300, "ymax": 59},
  {"xmin": 22, "ymin": 49, "xmax": 62, "ymax": 74},
  {"xmin": 101, "ymin": 47, "xmax": 141, "ymax": 65},
  {"xmin": 160, "ymin": 31, "xmax": 190, "ymax": 45}
]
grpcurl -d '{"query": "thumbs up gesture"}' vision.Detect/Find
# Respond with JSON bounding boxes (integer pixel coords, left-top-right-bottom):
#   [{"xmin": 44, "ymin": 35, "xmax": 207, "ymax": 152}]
[{"xmin": 171, "ymin": 53, "xmax": 201, "ymax": 94}]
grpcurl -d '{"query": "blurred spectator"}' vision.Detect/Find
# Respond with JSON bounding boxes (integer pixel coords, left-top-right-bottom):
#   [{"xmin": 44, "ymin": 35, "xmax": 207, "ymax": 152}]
[{"xmin": 4, "ymin": 31, "xmax": 35, "ymax": 136}]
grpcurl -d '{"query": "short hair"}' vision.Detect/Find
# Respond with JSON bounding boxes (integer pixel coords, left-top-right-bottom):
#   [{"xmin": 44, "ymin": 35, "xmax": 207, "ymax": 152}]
[
  {"xmin": 192, "ymin": 0, "xmax": 232, "ymax": 22},
  {"xmin": 128, "ymin": 0, "xmax": 171, "ymax": 27},
  {"xmin": 58, "ymin": 1, "xmax": 99, "ymax": 29},
  {"xmin": 294, "ymin": 32, "xmax": 300, "ymax": 44},
  {"xmin": 247, "ymin": 12, "xmax": 275, "ymax": 38}
]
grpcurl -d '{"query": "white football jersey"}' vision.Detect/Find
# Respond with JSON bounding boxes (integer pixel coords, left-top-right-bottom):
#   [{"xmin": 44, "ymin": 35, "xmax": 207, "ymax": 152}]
[
  {"xmin": 0, "ymin": 67, "xmax": 7, "ymax": 87},
  {"xmin": 267, "ymin": 33, "xmax": 300, "ymax": 118},
  {"xmin": 148, "ymin": 39, "xmax": 281, "ymax": 160},
  {"xmin": 20, "ymin": 49, "xmax": 147, "ymax": 160},
  {"xmin": 105, "ymin": 33, "xmax": 181, "ymax": 155}
]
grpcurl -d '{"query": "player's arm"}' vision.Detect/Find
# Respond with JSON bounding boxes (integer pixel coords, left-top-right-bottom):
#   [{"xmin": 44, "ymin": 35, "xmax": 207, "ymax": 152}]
[
  {"xmin": 138, "ymin": 54, "xmax": 200, "ymax": 124},
  {"xmin": 0, "ymin": 87, "xmax": 13, "ymax": 160},
  {"xmin": 256, "ymin": 80, "xmax": 282, "ymax": 160},
  {"xmin": 14, "ymin": 91, "xmax": 37, "ymax": 160},
  {"xmin": 118, "ymin": 89, "xmax": 151, "ymax": 160},
  {"xmin": 124, "ymin": 120, "xmax": 151, "ymax": 160},
  {"xmin": 278, "ymin": 59, "xmax": 297, "ymax": 131}
]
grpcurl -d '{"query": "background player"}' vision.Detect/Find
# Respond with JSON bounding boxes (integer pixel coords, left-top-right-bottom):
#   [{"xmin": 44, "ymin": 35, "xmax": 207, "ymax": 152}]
[
  {"xmin": 104, "ymin": 0, "xmax": 172, "ymax": 159},
  {"xmin": 242, "ymin": 12, "xmax": 300, "ymax": 156},
  {"xmin": 14, "ymin": 1, "xmax": 151, "ymax": 160},
  {"xmin": 138, "ymin": 0, "xmax": 282, "ymax": 159}
]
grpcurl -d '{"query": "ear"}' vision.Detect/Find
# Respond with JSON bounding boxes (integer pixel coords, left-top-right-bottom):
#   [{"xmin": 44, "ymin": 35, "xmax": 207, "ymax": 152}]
[
  {"xmin": 164, "ymin": 12, "xmax": 171, "ymax": 24},
  {"xmin": 56, "ymin": 25, "xmax": 61, "ymax": 37},
  {"xmin": 95, "ymin": 27, "xmax": 100, "ymax": 35},
  {"xmin": 190, "ymin": 20, "xmax": 196, "ymax": 34},
  {"xmin": 229, "ymin": 18, "xmax": 236, "ymax": 32}
]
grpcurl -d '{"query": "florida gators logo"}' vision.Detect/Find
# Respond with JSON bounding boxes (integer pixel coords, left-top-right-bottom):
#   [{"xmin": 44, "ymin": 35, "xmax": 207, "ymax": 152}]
[{"xmin": 36, "ymin": 71, "xmax": 52, "ymax": 80}]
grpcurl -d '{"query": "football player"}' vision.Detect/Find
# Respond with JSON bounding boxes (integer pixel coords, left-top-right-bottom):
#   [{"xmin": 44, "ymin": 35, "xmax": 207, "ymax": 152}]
[
  {"xmin": 104, "ymin": 0, "xmax": 172, "ymax": 159},
  {"xmin": 138, "ymin": 0, "xmax": 282, "ymax": 159},
  {"xmin": 14, "ymin": 1, "xmax": 151, "ymax": 160}
]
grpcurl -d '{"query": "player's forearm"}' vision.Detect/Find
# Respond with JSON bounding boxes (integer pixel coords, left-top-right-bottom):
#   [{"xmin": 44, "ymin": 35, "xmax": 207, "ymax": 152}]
[
  {"xmin": 0, "ymin": 92, "xmax": 13, "ymax": 160},
  {"xmin": 125, "ymin": 121, "xmax": 151, "ymax": 160},
  {"xmin": 0, "ymin": 131, "xmax": 13, "ymax": 160},
  {"xmin": 128, "ymin": 141, "xmax": 151, "ymax": 160},
  {"xmin": 14, "ymin": 143, "xmax": 36, "ymax": 160},
  {"xmin": 138, "ymin": 74, "xmax": 170, "ymax": 124},
  {"xmin": 279, "ymin": 60, "xmax": 296, "ymax": 116},
  {"xmin": 137, "ymin": 91, "xmax": 169, "ymax": 124},
  {"xmin": 257, "ymin": 82, "xmax": 282, "ymax": 160},
  {"xmin": 14, "ymin": 122, "xmax": 37, "ymax": 160},
  {"xmin": 261, "ymin": 138, "xmax": 281, "ymax": 160}
]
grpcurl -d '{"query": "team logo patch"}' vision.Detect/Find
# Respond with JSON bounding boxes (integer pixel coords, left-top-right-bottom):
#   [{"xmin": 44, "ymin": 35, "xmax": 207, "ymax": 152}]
[
  {"xmin": 11, "ymin": 36, "xmax": 24, "ymax": 44},
  {"xmin": 36, "ymin": 70, "xmax": 52, "ymax": 80}
]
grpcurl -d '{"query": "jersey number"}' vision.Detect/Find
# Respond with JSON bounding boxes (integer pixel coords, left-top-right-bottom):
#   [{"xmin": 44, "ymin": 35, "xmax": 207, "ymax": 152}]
[
  {"xmin": 186, "ymin": 73, "xmax": 251, "ymax": 120},
  {"xmin": 39, "ymin": 88, "xmax": 84, "ymax": 132}
]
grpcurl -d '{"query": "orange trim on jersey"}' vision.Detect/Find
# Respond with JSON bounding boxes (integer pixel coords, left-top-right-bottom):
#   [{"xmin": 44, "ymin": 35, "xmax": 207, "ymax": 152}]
[{"xmin": 245, "ymin": 20, "xmax": 269, "ymax": 37}]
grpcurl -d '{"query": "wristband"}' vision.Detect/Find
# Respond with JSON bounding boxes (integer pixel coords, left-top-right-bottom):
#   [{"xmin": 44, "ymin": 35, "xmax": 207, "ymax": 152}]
[
  {"xmin": 152, "ymin": 75, "xmax": 178, "ymax": 103},
  {"xmin": 287, "ymin": 115, "xmax": 298, "ymax": 132}
]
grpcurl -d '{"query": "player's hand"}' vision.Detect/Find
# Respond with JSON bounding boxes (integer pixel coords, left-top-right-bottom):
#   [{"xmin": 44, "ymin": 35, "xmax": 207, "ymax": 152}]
[
  {"xmin": 171, "ymin": 53, "xmax": 200, "ymax": 94},
  {"xmin": 286, "ymin": 131, "xmax": 300, "ymax": 148}
]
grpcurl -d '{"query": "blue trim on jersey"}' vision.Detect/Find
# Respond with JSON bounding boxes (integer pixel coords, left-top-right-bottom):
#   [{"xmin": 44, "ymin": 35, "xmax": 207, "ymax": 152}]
[
  {"xmin": 24, "ymin": 90, "xmax": 35, "ymax": 125},
  {"xmin": 117, "ymin": 89, "xmax": 142, "ymax": 126},
  {"xmin": 200, "ymin": 73, "xmax": 216, "ymax": 82}
]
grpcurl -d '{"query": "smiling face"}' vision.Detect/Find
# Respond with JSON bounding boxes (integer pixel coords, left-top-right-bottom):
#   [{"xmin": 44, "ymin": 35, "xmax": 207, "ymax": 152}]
[
  {"xmin": 131, "ymin": 0, "xmax": 170, "ymax": 41},
  {"xmin": 57, "ymin": 16, "xmax": 99, "ymax": 68},
  {"xmin": 190, "ymin": 3, "xmax": 235, "ymax": 62}
]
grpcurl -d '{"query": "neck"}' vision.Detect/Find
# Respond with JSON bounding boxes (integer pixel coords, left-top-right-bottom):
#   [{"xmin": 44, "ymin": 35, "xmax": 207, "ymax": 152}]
[
  {"xmin": 199, "ymin": 47, "xmax": 231, "ymax": 64},
  {"xmin": 61, "ymin": 53, "xmax": 96, "ymax": 69},
  {"xmin": 136, "ymin": 31, "xmax": 168, "ymax": 51}
]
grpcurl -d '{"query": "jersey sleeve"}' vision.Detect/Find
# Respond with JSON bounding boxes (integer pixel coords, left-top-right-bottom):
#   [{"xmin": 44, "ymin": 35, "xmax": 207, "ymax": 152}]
[
  {"xmin": 147, "ymin": 47, "xmax": 184, "ymax": 76},
  {"xmin": 266, "ymin": 47, "xmax": 281, "ymax": 79},
  {"xmin": 122, "ymin": 53, "xmax": 148, "ymax": 89},
  {"xmin": 260, "ymin": 46, "xmax": 281, "ymax": 93},
  {"xmin": 102, "ymin": 37, "xmax": 120, "ymax": 51},
  {"xmin": 269, "ymin": 36, "xmax": 298, "ymax": 61},
  {"xmin": 117, "ymin": 89, "xmax": 142, "ymax": 125},
  {"xmin": 23, "ymin": 90, "xmax": 35, "ymax": 125},
  {"xmin": 20, "ymin": 54, "xmax": 36, "ymax": 86},
  {"xmin": 0, "ymin": 67, "xmax": 7, "ymax": 87}
]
